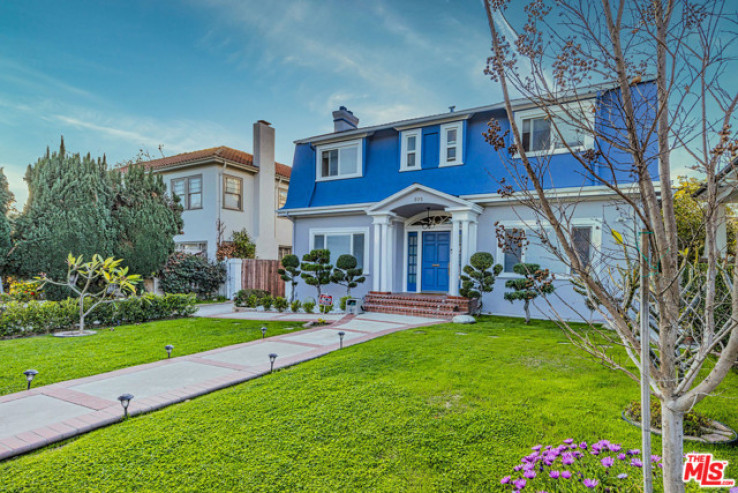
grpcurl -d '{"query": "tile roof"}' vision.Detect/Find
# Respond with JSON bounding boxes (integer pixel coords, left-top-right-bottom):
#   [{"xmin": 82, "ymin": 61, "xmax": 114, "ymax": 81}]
[{"xmin": 125, "ymin": 146, "xmax": 291, "ymax": 179}]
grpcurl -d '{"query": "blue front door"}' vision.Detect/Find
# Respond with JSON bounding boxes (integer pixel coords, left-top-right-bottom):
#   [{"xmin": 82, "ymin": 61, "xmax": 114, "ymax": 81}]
[{"xmin": 421, "ymin": 231, "xmax": 450, "ymax": 292}]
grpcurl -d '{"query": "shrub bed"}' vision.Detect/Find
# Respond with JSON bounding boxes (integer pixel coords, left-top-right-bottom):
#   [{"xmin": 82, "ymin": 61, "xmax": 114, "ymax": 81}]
[{"xmin": 0, "ymin": 293, "xmax": 197, "ymax": 338}]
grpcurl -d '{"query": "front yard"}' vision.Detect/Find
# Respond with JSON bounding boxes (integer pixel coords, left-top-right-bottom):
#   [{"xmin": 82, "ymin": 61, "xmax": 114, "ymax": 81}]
[
  {"xmin": 1, "ymin": 316, "xmax": 736, "ymax": 491},
  {"xmin": 0, "ymin": 317, "xmax": 298, "ymax": 396}
]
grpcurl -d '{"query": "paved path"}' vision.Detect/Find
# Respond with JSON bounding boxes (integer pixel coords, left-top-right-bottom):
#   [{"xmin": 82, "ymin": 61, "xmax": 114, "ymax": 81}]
[{"xmin": 0, "ymin": 308, "xmax": 443, "ymax": 461}]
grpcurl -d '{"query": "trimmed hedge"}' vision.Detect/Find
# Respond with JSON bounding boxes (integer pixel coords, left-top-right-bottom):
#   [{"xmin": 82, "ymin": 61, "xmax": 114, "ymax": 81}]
[{"xmin": 0, "ymin": 293, "xmax": 197, "ymax": 338}]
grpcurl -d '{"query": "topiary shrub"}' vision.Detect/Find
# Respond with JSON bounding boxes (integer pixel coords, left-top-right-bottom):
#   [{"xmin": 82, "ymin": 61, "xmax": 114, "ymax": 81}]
[
  {"xmin": 504, "ymin": 263, "xmax": 555, "ymax": 324},
  {"xmin": 460, "ymin": 252, "xmax": 502, "ymax": 314},
  {"xmin": 300, "ymin": 249, "xmax": 332, "ymax": 298},
  {"xmin": 277, "ymin": 254, "xmax": 301, "ymax": 302},
  {"xmin": 330, "ymin": 254, "xmax": 365, "ymax": 297},
  {"xmin": 159, "ymin": 252, "xmax": 225, "ymax": 299}
]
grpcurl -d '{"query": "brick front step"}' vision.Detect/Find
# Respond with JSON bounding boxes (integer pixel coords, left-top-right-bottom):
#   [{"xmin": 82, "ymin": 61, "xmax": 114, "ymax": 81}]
[{"xmin": 363, "ymin": 292, "xmax": 471, "ymax": 319}]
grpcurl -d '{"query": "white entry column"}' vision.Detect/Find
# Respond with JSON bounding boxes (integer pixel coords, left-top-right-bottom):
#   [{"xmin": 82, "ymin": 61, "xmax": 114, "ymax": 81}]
[
  {"xmin": 372, "ymin": 219, "xmax": 382, "ymax": 291},
  {"xmin": 448, "ymin": 208, "xmax": 481, "ymax": 296},
  {"xmin": 370, "ymin": 213, "xmax": 396, "ymax": 292},
  {"xmin": 382, "ymin": 220, "xmax": 395, "ymax": 292},
  {"xmin": 449, "ymin": 217, "xmax": 461, "ymax": 296}
]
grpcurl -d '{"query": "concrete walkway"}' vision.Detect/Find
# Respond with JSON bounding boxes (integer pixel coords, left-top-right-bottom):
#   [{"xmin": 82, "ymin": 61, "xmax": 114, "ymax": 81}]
[{"xmin": 0, "ymin": 308, "xmax": 444, "ymax": 461}]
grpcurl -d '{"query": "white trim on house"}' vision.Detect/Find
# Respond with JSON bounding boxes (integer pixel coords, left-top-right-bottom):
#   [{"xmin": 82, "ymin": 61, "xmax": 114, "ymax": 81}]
[
  {"xmin": 367, "ymin": 183, "xmax": 482, "ymax": 214},
  {"xmin": 461, "ymin": 183, "xmax": 659, "ymax": 205},
  {"xmin": 315, "ymin": 139, "xmax": 363, "ymax": 181},
  {"xmin": 439, "ymin": 121, "xmax": 464, "ymax": 167},
  {"xmin": 278, "ymin": 202, "xmax": 375, "ymax": 217},
  {"xmin": 400, "ymin": 129, "xmax": 422, "ymax": 172}
]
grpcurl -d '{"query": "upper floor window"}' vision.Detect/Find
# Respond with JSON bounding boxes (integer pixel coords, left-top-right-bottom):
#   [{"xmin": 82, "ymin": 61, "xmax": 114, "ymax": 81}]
[
  {"xmin": 171, "ymin": 175, "xmax": 202, "ymax": 210},
  {"xmin": 440, "ymin": 122, "xmax": 464, "ymax": 166},
  {"xmin": 277, "ymin": 187, "xmax": 288, "ymax": 208},
  {"xmin": 516, "ymin": 103, "xmax": 593, "ymax": 156},
  {"xmin": 223, "ymin": 175, "xmax": 242, "ymax": 210},
  {"xmin": 400, "ymin": 129, "xmax": 422, "ymax": 171},
  {"xmin": 316, "ymin": 139, "xmax": 362, "ymax": 181}
]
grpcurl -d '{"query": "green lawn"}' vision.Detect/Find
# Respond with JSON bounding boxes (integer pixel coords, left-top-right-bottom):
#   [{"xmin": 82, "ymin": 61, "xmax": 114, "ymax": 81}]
[
  {"xmin": 0, "ymin": 317, "xmax": 299, "ymax": 396},
  {"xmin": 1, "ymin": 317, "xmax": 736, "ymax": 492}
]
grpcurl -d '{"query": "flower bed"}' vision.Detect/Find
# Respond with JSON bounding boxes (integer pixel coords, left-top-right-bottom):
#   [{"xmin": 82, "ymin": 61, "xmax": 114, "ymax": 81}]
[
  {"xmin": 0, "ymin": 293, "xmax": 197, "ymax": 338},
  {"xmin": 499, "ymin": 439, "xmax": 662, "ymax": 491},
  {"xmin": 623, "ymin": 401, "xmax": 737, "ymax": 444}
]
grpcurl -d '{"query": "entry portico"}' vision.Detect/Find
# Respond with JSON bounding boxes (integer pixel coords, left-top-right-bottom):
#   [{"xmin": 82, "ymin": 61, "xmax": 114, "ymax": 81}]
[{"xmin": 366, "ymin": 184, "xmax": 482, "ymax": 296}]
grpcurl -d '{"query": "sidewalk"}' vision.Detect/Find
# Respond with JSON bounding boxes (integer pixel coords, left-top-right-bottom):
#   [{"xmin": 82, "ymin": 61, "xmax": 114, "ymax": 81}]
[{"xmin": 0, "ymin": 309, "xmax": 444, "ymax": 461}]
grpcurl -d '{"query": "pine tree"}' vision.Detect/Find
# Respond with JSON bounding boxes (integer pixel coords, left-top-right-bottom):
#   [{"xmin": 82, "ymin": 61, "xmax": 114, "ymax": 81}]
[
  {"xmin": 11, "ymin": 138, "xmax": 116, "ymax": 299},
  {"xmin": 0, "ymin": 167, "xmax": 15, "ymax": 290},
  {"xmin": 111, "ymin": 163, "xmax": 183, "ymax": 276}
]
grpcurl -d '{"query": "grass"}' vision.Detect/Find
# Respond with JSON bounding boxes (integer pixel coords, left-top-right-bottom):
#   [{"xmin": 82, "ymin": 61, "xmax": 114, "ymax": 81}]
[
  {"xmin": 0, "ymin": 317, "xmax": 300, "ymax": 396},
  {"xmin": 1, "ymin": 316, "xmax": 736, "ymax": 492}
]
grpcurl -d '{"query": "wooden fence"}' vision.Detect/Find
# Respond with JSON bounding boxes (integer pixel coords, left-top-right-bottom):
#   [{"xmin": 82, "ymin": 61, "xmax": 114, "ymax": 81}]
[{"xmin": 241, "ymin": 259, "xmax": 285, "ymax": 297}]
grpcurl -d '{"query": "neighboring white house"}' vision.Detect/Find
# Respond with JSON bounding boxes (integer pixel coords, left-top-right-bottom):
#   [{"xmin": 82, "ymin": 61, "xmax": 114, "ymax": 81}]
[{"xmin": 136, "ymin": 120, "xmax": 292, "ymax": 260}]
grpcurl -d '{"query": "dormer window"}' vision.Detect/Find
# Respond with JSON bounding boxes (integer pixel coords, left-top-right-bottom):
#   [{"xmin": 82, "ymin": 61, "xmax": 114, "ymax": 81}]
[
  {"xmin": 316, "ymin": 139, "xmax": 363, "ymax": 181},
  {"xmin": 400, "ymin": 129, "xmax": 422, "ymax": 171},
  {"xmin": 516, "ymin": 103, "xmax": 593, "ymax": 156},
  {"xmin": 440, "ymin": 122, "xmax": 464, "ymax": 166}
]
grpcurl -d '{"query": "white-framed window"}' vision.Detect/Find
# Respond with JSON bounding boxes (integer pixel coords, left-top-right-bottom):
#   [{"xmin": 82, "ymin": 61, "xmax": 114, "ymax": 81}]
[
  {"xmin": 277, "ymin": 187, "xmax": 288, "ymax": 209},
  {"xmin": 515, "ymin": 102, "xmax": 594, "ymax": 157},
  {"xmin": 400, "ymin": 129, "xmax": 422, "ymax": 171},
  {"xmin": 310, "ymin": 228, "xmax": 368, "ymax": 268},
  {"xmin": 315, "ymin": 139, "xmax": 363, "ymax": 181},
  {"xmin": 176, "ymin": 241, "xmax": 207, "ymax": 255},
  {"xmin": 223, "ymin": 175, "xmax": 242, "ymax": 211},
  {"xmin": 496, "ymin": 219, "xmax": 602, "ymax": 277},
  {"xmin": 171, "ymin": 175, "xmax": 203, "ymax": 210},
  {"xmin": 439, "ymin": 121, "xmax": 464, "ymax": 166}
]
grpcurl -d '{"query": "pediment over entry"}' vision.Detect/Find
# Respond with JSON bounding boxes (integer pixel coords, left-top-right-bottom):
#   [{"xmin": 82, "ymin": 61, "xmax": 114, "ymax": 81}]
[{"xmin": 367, "ymin": 184, "xmax": 481, "ymax": 216}]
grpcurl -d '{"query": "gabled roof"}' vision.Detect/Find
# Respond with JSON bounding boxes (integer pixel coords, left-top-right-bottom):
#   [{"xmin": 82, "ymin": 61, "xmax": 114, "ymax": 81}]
[{"xmin": 124, "ymin": 146, "xmax": 291, "ymax": 179}]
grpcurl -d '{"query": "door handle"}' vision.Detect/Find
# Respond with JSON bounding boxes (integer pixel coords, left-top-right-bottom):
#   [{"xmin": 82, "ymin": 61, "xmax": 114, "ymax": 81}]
[{"xmin": 432, "ymin": 264, "xmax": 440, "ymax": 267}]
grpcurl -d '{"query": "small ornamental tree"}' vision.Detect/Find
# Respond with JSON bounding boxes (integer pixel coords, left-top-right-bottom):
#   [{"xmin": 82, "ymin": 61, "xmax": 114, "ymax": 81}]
[
  {"xmin": 277, "ymin": 254, "xmax": 301, "ymax": 302},
  {"xmin": 300, "ymin": 249, "xmax": 332, "ymax": 298},
  {"xmin": 330, "ymin": 254, "xmax": 365, "ymax": 297},
  {"xmin": 504, "ymin": 263, "xmax": 556, "ymax": 324},
  {"xmin": 37, "ymin": 254, "xmax": 141, "ymax": 333},
  {"xmin": 459, "ymin": 252, "xmax": 503, "ymax": 314}
]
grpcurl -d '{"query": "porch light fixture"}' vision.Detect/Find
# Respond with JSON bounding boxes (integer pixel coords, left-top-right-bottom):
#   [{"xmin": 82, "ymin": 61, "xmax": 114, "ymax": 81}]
[
  {"xmin": 23, "ymin": 369, "xmax": 38, "ymax": 390},
  {"xmin": 165, "ymin": 344, "xmax": 174, "ymax": 359},
  {"xmin": 261, "ymin": 327, "xmax": 267, "ymax": 339},
  {"xmin": 118, "ymin": 393, "xmax": 134, "ymax": 418},
  {"xmin": 269, "ymin": 353, "xmax": 278, "ymax": 373},
  {"xmin": 420, "ymin": 207, "xmax": 450, "ymax": 230},
  {"xmin": 338, "ymin": 331, "xmax": 345, "ymax": 349}
]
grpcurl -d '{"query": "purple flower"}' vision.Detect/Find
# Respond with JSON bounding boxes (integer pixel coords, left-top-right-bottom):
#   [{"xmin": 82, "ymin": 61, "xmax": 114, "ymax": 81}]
[
  {"xmin": 608, "ymin": 443, "xmax": 622, "ymax": 452},
  {"xmin": 532, "ymin": 445, "xmax": 542, "ymax": 452},
  {"xmin": 631, "ymin": 458, "xmax": 643, "ymax": 468},
  {"xmin": 561, "ymin": 453, "xmax": 575, "ymax": 465},
  {"xmin": 561, "ymin": 471, "xmax": 572, "ymax": 479},
  {"xmin": 729, "ymin": 488, "xmax": 738, "ymax": 493},
  {"xmin": 564, "ymin": 438, "xmax": 574, "ymax": 445},
  {"xmin": 617, "ymin": 473, "xmax": 628, "ymax": 479},
  {"xmin": 513, "ymin": 478, "xmax": 526, "ymax": 490},
  {"xmin": 549, "ymin": 470, "xmax": 560, "ymax": 479},
  {"xmin": 627, "ymin": 449, "xmax": 640, "ymax": 456},
  {"xmin": 579, "ymin": 442, "xmax": 588, "ymax": 450},
  {"xmin": 524, "ymin": 469, "xmax": 536, "ymax": 479},
  {"xmin": 590, "ymin": 448, "xmax": 600, "ymax": 456},
  {"xmin": 601, "ymin": 456, "xmax": 615, "ymax": 468},
  {"xmin": 500, "ymin": 476, "xmax": 511, "ymax": 485},
  {"xmin": 617, "ymin": 453, "xmax": 627, "ymax": 461},
  {"xmin": 514, "ymin": 465, "xmax": 523, "ymax": 471},
  {"xmin": 583, "ymin": 479, "xmax": 599, "ymax": 488},
  {"xmin": 651, "ymin": 455, "xmax": 661, "ymax": 463}
]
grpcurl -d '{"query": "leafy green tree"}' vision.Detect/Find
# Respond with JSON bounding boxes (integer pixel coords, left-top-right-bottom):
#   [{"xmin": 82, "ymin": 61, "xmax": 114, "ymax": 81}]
[
  {"xmin": 231, "ymin": 229, "xmax": 256, "ymax": 259},
  {"xmin": 277, "ymin": 254, "xmax": 301, "ymax": 302},
  {"xmin": 111, "ymin": 164, "xmax": 183, "ymax": 276},
  {"xmin": 459, "ymin": 252, "xmax": 503, "ymax": 314},
  {"xmin": 300, "ymin": 249, "xmax": 332, "ymax": 298},
  {"xmin": 330, "ymin": 254, "xmax": 365, "ymax": 297},
  {"xmin": 11, "ymin": 138, "xmax": 116, "ymax": 299},
  {"xmin": 504, "ymin": 263, "xmax": 555, "ymax": 324},
  {"xmin": 0, "ymin": 168, "xmax": 14, "ymax": 292}
]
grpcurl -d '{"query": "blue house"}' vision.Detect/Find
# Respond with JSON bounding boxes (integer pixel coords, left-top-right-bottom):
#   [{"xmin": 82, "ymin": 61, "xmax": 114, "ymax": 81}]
[{"xmin": 280, "ymin": 83, "xmax": 657, "ymax": 320}]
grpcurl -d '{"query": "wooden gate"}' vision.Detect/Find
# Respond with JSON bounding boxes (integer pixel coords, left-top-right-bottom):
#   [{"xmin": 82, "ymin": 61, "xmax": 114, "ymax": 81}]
[{"xmin": 241, "ymin": 259, "xmax": 285, "ymax": 297}]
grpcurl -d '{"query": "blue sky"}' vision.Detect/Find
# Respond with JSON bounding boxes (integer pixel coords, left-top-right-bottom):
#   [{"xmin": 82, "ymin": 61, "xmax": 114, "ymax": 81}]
[{"xmin": 0, "ymin": 0, "xmax": 498, "ymax": 206}]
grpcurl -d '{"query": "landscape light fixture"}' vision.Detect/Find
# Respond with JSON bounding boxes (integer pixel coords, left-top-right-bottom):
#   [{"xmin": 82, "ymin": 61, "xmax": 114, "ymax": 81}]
[
  {"xmin": 118, "ymin": 393, "xmax": 134, "ymax": 419},
  {"xmin": 165, "ymin": 344, "xmax": 174, "ymax": 359},
  {"xmin": 338, "ymin": 331, "xmax": 346, "ymax": 349},
  {"xmin": 261, "ymin": 327, "xmax": 267, "ymax": 339},
  {"xmin": 23, "ymin": 369, "xmax": 38, "ymax": 390},
  {"xmin": 269, "ymin": 353, "xmax": 278, "ymax": 373}
]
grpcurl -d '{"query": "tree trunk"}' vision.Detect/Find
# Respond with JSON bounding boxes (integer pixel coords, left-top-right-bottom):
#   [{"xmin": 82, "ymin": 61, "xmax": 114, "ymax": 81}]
[
  {"xmin": 524, "ymin": 300, "xmax": 530, "ymax": 324},
  {"xmin": 78, "ymin": 296, "xmax": 85, "ymax": 332},
  {"xmin": 661, "ymin": 401, "xmax": 685, "ymax": 493}
]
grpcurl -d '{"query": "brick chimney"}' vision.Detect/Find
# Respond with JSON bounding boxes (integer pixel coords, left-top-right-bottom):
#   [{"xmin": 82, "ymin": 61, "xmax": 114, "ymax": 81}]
[
  {"xmin": 332, "ymin": 106, "xmax": 359, "ymax": 132},
  {"xmin": 253, "ymin": 120, "xmax": 278, "ymax": 259}
]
